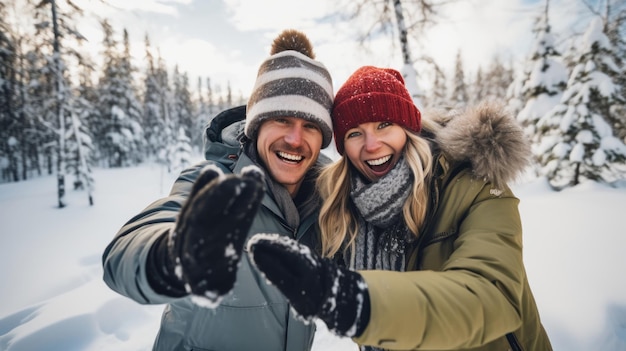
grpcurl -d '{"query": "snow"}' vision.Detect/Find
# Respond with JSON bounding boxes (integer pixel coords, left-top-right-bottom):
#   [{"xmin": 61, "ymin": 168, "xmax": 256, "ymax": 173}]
[
  {"xmin": 569, "ymin": 143, "xmax": 584, "ymax": 162},
  {"xmin": 1, "ymin": 163, "xmax": 626, "ymax": 350},
  {"xmin": 582, "ymin": 17, "xmax": 610, "ymax": 52}
]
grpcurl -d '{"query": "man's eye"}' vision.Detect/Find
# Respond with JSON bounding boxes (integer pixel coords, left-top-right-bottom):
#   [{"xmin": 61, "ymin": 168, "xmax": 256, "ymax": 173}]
[{"xmin": 305, "ymin": 123, "xmax": 320, "ymax": 131}]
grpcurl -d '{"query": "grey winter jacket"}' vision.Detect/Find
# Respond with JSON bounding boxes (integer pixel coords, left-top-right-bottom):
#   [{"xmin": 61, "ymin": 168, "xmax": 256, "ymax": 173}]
[{"xmin": 102, "ymin": 106, "xmax": 327, "ymax": 351}]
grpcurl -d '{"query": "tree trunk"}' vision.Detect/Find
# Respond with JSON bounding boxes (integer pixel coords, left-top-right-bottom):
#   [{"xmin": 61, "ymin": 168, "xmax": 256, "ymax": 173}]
[
  {"xmin": 50, "ymin": 0, "xmax": 66, "ymax": 208},
  {"xmin": 393, "ymin": 0, "xmax": 412, "ymax": 65},
  {"xmin": 71, "ymin": 112, "xmax": 94, "ymax": 205},
  {"xmin": 573, "ymin": 162, "xmax": 580, "ymax": 187},
  {"xmin": 392, "ymin": 0, "xmax": 423, "ymax": 107}
]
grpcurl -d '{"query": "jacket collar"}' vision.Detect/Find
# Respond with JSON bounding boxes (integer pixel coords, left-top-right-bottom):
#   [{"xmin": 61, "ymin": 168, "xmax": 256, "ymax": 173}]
[{"xmin": 423, "ymin": 101, "xmax": 531, "ymax": 190}]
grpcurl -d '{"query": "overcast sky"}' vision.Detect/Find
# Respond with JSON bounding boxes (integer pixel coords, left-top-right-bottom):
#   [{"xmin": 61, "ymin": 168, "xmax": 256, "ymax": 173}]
[{"xmin": 62, "ymin": 0, "xmax": 599, "ymax": 98}]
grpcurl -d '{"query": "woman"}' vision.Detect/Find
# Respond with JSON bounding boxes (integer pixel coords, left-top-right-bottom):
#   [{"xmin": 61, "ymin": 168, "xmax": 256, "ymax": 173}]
[{"xmin": 247, "ymin": 66, "xmax": 553, "ymax": 351}]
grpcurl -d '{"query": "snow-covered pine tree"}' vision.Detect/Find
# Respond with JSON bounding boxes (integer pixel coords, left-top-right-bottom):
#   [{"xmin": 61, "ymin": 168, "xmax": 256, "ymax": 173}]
[
  {"xmin": 194, "ymin": 76, "xmax": 212, "ymax": 149},
  {"xmin": 168, "ymin": 127, "xmax": 192, "ymax": 173},
  {"xmin": 4, "ymin": 2, "xmax": 85, "ymax": 189},
  {"xmin": 1, "ymin": 1, "xmax": 53, "ymax": 183},
  {"xmin": 205, "ymin": 77, "xmax": 216, "ymax": 119},
  {"xmin": 537, "ymin": 17, "xmax": 626, "ymax": 189},
  {"xmin": 508, "ymin": 3, "xmax": 567, "ymax": 125},
  {"xmin": 450, "ymin": 49, "xmax": 468, "ymax": 108},
  {"xmin": 470, "ymin": 67, "xmax": 485, "ymax": 106},
  {"xmin": 601, "ymin": 0, "xmax": 626, "ymax": 141},
  {"xmin": 482, "ymin": 56, "xmax": 515, "ymax": 102},
  {"xmin": 471, "ymin": 57, "xmax": 512, "ymax": 106},
  {"xmin": 430, "ymin": 65, "xmax": 448, "ymax": 109},
  {"xmin": 120, "ymin": 29, "xmax": 145, "ymax": 165},
  {"xmin": 65, "ymin": 109, "xmax": 94, "ymax": 205},
  {"xmin": 141, "ymin": 35, "xmax": 165, "ymax": 162},
  {"xmin": 172, "ymin": 65, "xmax": 196, "ymax": 149},
  {"xmin": 32, "ymin": 0, "xmax": 87, "ymax": 207},
  {"xmin": 67, "ymin": 62, "xmax": 97, "ymax": 205},
  {"xmin": 505, "ymin": 61, "xmax": 527, "ymax": 118},
  {"xmin": 0, "ymin": 4, "xmax": 20, "ymax": 183},
  {"xmin": 154, "ymin": 53, "xmax": 177, "ymax": 172},
  {"xmin": 517, "ymin": 1, "xmax": 568, "ymax": 171},
  {"xmin": 422, "ymin": 60, "xmax": 448, "ymax": 109},
  {"xmin": 21, "ymin": 43, "xmax": 51, "ymax": 179},
  {"xmin": 225, "ymin": 81, "xmax": 233, "ymax": 108},
  {"xmin": 96, "ymin": 21, "xmax": 144, "ymax": 168}
]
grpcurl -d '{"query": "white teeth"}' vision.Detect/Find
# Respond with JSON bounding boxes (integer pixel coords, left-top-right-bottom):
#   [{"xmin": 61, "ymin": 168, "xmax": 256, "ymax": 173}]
[
  {"xmin": 366, "ymin": 155, "xmax": 391, "ymax": 166},
  {"xmin": 278, "ymin": 151, "xmax": 303, "ymax": 161}
]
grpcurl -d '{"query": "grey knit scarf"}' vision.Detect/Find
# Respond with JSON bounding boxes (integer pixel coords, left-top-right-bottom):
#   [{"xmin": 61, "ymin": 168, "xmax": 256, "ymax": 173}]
[
  {"xmin": 349, "ymin": 157, "xmax": 414, "ymax": 272},
  {"xmin": 349, "ymin": 157, "xmax": 414, "ymax": 351}
]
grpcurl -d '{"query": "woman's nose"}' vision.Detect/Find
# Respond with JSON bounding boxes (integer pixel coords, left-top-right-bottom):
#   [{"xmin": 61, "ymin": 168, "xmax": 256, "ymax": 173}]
[{"xmin": 364, "ymin": 132, "xmax": 381, "ymax": 152}]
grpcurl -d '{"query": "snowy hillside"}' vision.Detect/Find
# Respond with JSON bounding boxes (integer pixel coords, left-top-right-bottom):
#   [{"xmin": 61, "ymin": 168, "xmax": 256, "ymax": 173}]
[{"xmin": 0, "ymin": 164, "xmax": 625, "ymax": 350}]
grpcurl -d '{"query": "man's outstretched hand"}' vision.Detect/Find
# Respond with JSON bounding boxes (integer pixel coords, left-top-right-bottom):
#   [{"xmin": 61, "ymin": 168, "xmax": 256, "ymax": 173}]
[
  {"xmin": 246, "ymin": 233, "xmax": 370, "ymax": 337},
  {"xmin": 148, "ymin": 164, "xmax": 265, "ymax": 308}
]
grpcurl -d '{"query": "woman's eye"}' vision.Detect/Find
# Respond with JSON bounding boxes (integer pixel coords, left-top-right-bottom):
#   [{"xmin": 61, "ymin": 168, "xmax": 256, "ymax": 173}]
[
  {"xmin": 346, "ymin": 131, "xmax": 361, "ymax": 139},
  {"xmin": 378, "ymin": 121, "xmax": 391, "ymax": 129}
]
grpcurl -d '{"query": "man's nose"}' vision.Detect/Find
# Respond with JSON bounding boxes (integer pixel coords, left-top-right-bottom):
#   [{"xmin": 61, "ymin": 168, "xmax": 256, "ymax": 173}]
[{"xmin": 284, "ymin": 125, "xmax": 303, "ymax": 146}]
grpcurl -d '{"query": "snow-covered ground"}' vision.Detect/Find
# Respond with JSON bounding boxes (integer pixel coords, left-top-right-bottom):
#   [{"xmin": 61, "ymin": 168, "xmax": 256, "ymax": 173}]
[{"xmin": 0, "ymin": 163, "xmax": 625, "ymax": 350}]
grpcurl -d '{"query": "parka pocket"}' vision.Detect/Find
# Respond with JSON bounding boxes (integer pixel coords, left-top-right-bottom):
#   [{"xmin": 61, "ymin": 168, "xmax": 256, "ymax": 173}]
[{"xmin": 185, "ymin": 303, "xmax": 289, "ymax": 350}]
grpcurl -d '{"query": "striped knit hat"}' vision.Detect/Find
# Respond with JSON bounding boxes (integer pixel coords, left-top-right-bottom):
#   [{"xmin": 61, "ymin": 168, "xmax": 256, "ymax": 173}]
[{"xmin": 245, "ymin": 29, "xmax": 334, "ymax": 148}]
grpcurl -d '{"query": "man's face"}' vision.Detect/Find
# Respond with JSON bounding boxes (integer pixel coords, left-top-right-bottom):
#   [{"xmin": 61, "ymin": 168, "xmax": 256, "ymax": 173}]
[{"xmin": 256, "ymin": 117, "xmax": 323, "ymax": 197}]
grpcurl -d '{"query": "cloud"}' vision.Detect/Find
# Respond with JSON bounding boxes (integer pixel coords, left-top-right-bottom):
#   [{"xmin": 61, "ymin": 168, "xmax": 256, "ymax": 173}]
[
  {"xmin": 222, "ymin": 0, "xmax": 334, "ymax": 31},
  {"xmin": 42, "ymin": 0, "xmax": 601, "ymax": 100},
  {"xmin": 93, "ymin": 0, "xmax": 192, "ymax": 16},
  {"xmin": 156, "ymin": 36, "xmax": 257, "ymax": 98}
]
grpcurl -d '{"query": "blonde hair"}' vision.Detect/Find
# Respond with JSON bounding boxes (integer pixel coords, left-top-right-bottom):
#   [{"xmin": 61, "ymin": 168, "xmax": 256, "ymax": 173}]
[{"xmin": 317, "ymin": 131, "xmax": 434, "ymax": 258}]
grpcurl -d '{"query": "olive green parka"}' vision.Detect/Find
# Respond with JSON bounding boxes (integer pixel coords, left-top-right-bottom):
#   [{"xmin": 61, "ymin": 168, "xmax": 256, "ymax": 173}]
[{"xmin": 354, "ymin": 102, "xmax": 552, "ymax": 351}]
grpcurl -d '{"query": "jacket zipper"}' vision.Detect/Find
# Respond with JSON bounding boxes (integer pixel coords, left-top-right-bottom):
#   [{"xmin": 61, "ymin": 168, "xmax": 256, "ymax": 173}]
[
  {"xmin": 412, "ymin": 157, "xmax": 525, "ymax": 351},
  {"xmin": 506, "ymin": 332, "xmax": 523, "ymax": 351}
]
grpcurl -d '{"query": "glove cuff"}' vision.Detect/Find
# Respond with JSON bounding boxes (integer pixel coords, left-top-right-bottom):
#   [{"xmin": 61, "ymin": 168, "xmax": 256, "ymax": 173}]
[
  {"xmin": 318, "ymin": 265, "xmax": 371, "ymax": 337},
  {"xmin": 146, "ymin": 231, "xmax": 187, "ymax": 297},
  {"xmin": 355, "ymin": 288, "xmax": 370, "ymax": 337}
]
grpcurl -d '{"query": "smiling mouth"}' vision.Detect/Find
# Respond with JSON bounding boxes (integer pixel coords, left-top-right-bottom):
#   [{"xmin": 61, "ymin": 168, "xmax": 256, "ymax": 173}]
[
  {"xmin": 366, "ymin": 155, "xmax": 392, "ymax": 172},
  {"xmin": 277, "ymin": 151, "xmax": 303, "ymax": 164}
]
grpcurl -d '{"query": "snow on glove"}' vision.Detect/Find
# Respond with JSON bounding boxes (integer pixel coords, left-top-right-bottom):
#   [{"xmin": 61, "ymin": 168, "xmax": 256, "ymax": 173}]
[
  {"xmin": 147, "ymin": 164, "xmax": 265, "ymax": 307},
  {"xmin": 246, "ymin": 233, "xmax": 370, "ymax": 337}
]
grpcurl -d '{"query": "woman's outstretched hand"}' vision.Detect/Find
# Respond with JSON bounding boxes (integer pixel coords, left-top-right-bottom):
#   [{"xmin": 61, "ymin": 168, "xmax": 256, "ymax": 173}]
[{"xmin": 246, "ymin": 233, "xmax": 370, "ymax": 337}]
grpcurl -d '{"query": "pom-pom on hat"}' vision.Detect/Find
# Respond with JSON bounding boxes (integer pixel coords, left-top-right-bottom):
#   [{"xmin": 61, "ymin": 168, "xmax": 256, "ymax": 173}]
[
  {"xmin": 245, "ymin": 29, "xmax": 334, "ymax": 148},
  {"xmin": 332, "ymin": 66, "xmax": 421, "ymax": 154}
]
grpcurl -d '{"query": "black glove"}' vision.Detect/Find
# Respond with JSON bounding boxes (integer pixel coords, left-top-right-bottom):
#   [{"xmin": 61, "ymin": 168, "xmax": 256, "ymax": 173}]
[
  {"xmin": 148, "ymin": 164, "xmax": 265, "ymax": 307},
  {"xmin": 246, "ymin": 233, "xmax": 370, "ymax": 337}
]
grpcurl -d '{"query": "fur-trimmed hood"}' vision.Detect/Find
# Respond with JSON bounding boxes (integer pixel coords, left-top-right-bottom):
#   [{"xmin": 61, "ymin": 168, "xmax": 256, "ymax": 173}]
[{"xmin": 423, "ymin": 101, "xmax": 530, "ymax": 190}]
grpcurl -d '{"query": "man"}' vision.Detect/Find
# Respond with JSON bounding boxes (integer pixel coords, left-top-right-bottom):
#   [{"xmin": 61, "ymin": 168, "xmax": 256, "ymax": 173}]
[{"xmin": 102, "ymin": 29, "xmax": 334, "ymax": 351}]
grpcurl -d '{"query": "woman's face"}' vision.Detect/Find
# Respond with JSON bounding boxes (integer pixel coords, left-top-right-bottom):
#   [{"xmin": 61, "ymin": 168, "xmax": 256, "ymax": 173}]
[{"xmin": 343, "ymin": 121, "xmax": 407, "ymax": 182}]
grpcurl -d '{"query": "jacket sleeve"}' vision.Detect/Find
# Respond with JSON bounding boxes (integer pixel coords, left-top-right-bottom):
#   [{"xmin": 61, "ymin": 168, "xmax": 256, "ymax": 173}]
[
  {"xmin": 355, "ymin": 174, "xmax": 525, "ymax": 350},
  {"xmin": 101, "ymin": 161, "xmax": 212, "ymax": 304}
]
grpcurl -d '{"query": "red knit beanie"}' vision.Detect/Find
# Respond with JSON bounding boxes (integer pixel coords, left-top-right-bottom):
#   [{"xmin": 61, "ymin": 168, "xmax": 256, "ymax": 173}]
[{"xmin": 332, "ymin": 66, "xmax": 421, "ymax": 154}]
